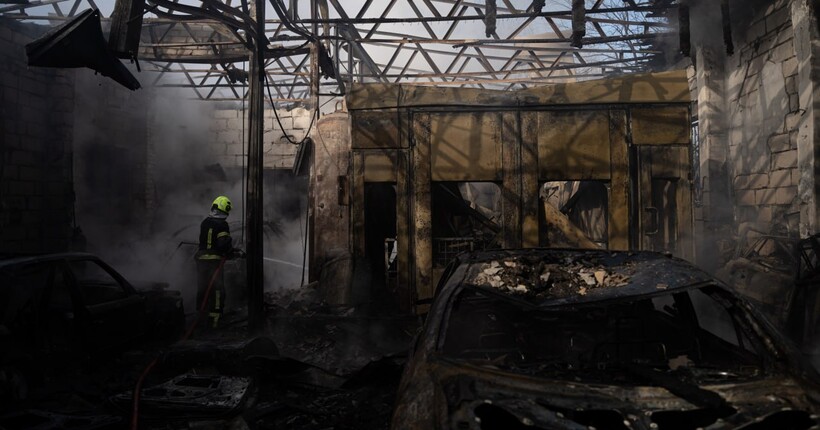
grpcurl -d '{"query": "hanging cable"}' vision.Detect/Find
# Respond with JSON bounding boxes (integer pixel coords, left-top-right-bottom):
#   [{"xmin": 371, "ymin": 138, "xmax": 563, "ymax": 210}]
[
  {"xmin": 241, "ymin": 60, "xmax": 247, "ymax": 245},
  {"xmin": 263, "ymin": 71, "xmax": 317, "ymax": 146}
]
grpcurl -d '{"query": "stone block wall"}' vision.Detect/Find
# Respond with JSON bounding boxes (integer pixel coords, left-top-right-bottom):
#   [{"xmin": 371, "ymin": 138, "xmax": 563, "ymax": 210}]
[
  {"xmin": 207, "ymin": 105, "xmax": 311, "ymax": 169},
  {"xmin": 0, "ymin": 20, "xmax": 76, "ymax": 254},
  {"xmin": 725, "ymin": 0, "xmax": 803, "ymax": 234}
]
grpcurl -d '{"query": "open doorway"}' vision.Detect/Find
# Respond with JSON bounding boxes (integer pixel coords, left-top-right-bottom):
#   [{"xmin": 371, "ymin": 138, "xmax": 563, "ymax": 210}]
[
  {"xmin": 431, "ymin": 182, "xmax": 502, "ymax": 268},
  {"xmin": 540, "ymin": 181, "xmax": 609, "ymax": 249},
  {"xmin": 364, "ymin": 182, "xmax": 397, "ymax": 307}
]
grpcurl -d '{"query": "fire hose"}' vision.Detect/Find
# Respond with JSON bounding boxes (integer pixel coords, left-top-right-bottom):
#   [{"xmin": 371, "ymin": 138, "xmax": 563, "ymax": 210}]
[{"xmin": 130, "ymin": 256, "xmax": 228, "ymax": 430}]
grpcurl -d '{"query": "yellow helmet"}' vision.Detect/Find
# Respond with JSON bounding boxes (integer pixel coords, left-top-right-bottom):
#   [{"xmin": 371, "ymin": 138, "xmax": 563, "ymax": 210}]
[{"xmin": 211, "ymin": 196, "xmax": 232, "ymax": 214}]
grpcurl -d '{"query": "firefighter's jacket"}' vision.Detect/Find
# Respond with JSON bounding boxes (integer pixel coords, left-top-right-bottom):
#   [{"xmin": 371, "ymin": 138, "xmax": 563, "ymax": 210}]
[{"xmin": 196, "ymin": 216, "xmax": 232, "ymax": 260}]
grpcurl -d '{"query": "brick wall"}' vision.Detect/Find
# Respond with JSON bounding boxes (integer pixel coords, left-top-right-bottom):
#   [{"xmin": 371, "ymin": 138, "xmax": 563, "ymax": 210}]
[
  {"xmin": 207, "ymin": 105, "xmax": 310, "ymax": 169},
  {"xmin": 72, "ymin": 63, "xmax": 155, "ymax": 244},
  {"xmin": 0, "ymin": 20, "xmax": 76, "ymax": 254},
  {"xmin": 725, "ymin": 0, "xmax": 802, "ymax": 234}
]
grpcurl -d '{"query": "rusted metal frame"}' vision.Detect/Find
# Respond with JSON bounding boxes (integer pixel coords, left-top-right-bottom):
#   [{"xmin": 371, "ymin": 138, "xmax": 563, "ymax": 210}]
[
  {"xmin": 354, "ymin": 28, "xmax": 664, "ymax": 45},
  {"xmin": 271, "ymin": 57, "xmax": 299, "ymax": 98},
  {"xmin": 271, "ymin": 22, "xmax": 284, "ymax": 38},
  {"xmin": 491, "ymin": 14, "xmax": 551, "ymax": 80},
  {"xmin": 148, "ymin": 62, "xmax": 172, "ymax": 84},
  {"xmin": 402, "ymin": 74, "xmax": 610, "ymax": 86},
  {"xmin": 545, "ymin": 50, "xmax": 566, "ymax": 78},
  {"xmin": 500, "ymin": 60, "xmax": 537, "ymax": 90},
  {"xmin": 499, "ymin": 0, "xmax": 519, "ymax": 13},
  {"xmin": 281, "ymin": 53, "xmax": 311, "ymax": 87},
  {"xmin": 326, "ymin": 0, "xmax": 385, "ymax": 80},
  {"xmin": 471, "ymin": 47, "xmax": 503, "ymax": 82},
  {"xmin": 206, "ymin": 73, "xmax": 225, "ymax": 98},
  {"xmin": 443, "ymin": 45, "xmax": 467, "ymax": 74},
  {"xmin": 406, "ymin": 0, "xmax": 439, "ymax": 40},
  {"xmin": 542, "ymin": 15, "xmax": 566, "ymax": 38},
  {"xmin": 441, "ymin": 4, "xmax": 468, "ymax": 39},
  {"xmin": 67, "ymin": 0, "xmax": 83, "ymax": 16},
  {"xmin": 413, "ymin": 42, "xmax": 448, "ymax": 83},
  {"xmin": 51, "ymin": 1, "xmax": 64, "ymax": 16},
  {"xmin": 355, "ymin": 0, "xmax": 374, "ymax": 19},
  {"xmin": 434, "ymin": 7, "xmax": 467, "ymax": 77},
  {"xmin": 453, "ymin": 55, "xmax": 472, "ymax": 85},
  {"xmin": 0, "ymin": 0, "xmax": 70, "ymax": 14},
  {"xmin": 467, "ymin": 6, "xmax": 505, "ymax": 82},
  {"xmin": 197, "ymin": 96, "xmax": 304, "ymax": 101},
  {"xmin": 382, "ymin": 42, "xmax": 406, "ymax": 77},
  {"xmin": 197, "ymin": 64, "xmax": 215, "ymax": 87},
  {"xmin": 505, "ymin": 15, "xmax": 536, "ymax": 39},
  {"xmin": 363, "ymin": 0, "xmax": 399, "ymax": 38},
  {"xmin": 142, "ymin": 40, "xmax": 245, "ymax": 48},
  {"xmin": 420, "ymin": 0, "xmax": 441, "ymax": 18},
  {"xmin": 396, "ymin": 50, "xmax": 419, "ymax": 83},
  {"xmin": 430, "ymin": 54, "xmax": 646, "ymax": 78},
  {"xmin": 281, "ymin": 5, "xmax": 672, "ymax": 26},
  {"xmin": 365, "ymin": 39, "xmax": 657, "ymax": 57},
  {"xmin": 179, "ymin": 63, "xmax": 205, "ymax": 99},
  {"xmin": 224, "ymin": 70, "xmax": 243, "ymax": 99}
]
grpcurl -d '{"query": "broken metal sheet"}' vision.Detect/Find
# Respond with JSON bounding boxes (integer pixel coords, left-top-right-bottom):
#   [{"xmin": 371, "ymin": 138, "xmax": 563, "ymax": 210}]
[
  {"xmin": 25, "ymin": 9, "xmax": 141, "ymax": 90},
  {"xmin": 0, "ymin": 409, "xmax": 121, "ymax": 430},
  {"xmin": 112, "ymin": 374, "xmax": 251, "ymax": 417}
]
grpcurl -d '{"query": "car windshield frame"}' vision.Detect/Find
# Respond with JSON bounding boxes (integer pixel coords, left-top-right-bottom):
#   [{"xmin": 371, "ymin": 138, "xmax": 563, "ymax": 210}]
[{"xmin": 433, "ymin": 281, "xmax": 784, "ymax": 384}]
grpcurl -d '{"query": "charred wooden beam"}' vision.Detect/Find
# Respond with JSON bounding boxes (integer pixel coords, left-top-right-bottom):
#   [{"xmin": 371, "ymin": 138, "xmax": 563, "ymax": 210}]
[
  {"xmin": 109, "ymin": 0, "xmax": 145, "ymax": 58},
  {"xmin": 484, "ymin": 0, "xmax": 496, "ymax": 37},
  {"xmin": 678, "ymin": 4, "xmax": 690, "ymax": 57},
  {"xmin": 720, "ymin": 0, "xmax": 733, "ymax": 55},
  {"xmin": 571, "ymin": 0, "xmax": 585, "ymax": 48}
]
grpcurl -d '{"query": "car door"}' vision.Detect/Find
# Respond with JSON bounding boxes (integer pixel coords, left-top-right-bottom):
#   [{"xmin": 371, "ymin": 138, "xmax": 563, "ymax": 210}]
[
  {"xmin": 64, "ymin": 258, "xmax": 145, "ymax": 354},
  {"xmin": 2, "ymin": 260, "xmax": 74, "ymax": 357}
]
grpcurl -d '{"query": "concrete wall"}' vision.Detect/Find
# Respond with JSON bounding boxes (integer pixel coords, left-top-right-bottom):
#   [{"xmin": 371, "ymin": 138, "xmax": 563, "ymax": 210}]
[
  {"xmin": 690, "ymin": 0, "xmax": 819, "ymax": 259},
  {"xmin": 0, "ymin": 20, "xmax": 76, "ymax": 254},
  {"xmin": 207, "ymin": 105, "xmax": 311, "ymax": 170},
  {"xmin": 726, "ymin": 0, "xmax": 803, "ymax": 235}
]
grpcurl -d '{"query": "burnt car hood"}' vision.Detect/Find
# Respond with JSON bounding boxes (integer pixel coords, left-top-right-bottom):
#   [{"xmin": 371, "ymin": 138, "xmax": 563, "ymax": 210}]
[{"xmin": 430, "ymin": 359, "xmax": 820, "ymax": 430}]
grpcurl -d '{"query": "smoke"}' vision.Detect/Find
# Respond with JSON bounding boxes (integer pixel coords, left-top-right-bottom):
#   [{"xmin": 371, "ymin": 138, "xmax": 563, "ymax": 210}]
[{"xmin": 72, "ymin": 67, "xmax": 308, "ymax": 313}]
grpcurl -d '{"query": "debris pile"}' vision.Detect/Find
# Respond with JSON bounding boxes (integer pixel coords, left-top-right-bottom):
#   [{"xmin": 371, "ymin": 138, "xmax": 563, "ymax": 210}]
[{"xmin": 469, "ymin": 254, "xmax": 632, "ymax": 300}]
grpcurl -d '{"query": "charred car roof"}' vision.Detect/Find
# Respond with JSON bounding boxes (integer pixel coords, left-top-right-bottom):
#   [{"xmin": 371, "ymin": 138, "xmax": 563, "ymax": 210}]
[
  {"xmin": 455, "ymin": 249, "xmax": 718, "ymax": 307},
  {"xmin": 0, "ymin": 252, "xmax": 102, "ymax": 268}
]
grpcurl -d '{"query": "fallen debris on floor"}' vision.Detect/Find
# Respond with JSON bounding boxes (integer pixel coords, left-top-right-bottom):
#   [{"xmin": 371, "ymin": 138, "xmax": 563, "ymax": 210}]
[{"xmin": 111, "ymin": 374, "xmax": 252, "ymax": 418}]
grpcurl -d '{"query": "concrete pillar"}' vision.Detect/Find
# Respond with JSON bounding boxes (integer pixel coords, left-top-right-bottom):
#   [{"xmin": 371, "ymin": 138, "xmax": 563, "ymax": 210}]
[
  {"xmin": 694, "ymin": 42, "xmax": 733, "ymax": 270},
  {"xmin": 310, "ymin": 113, "xmax": 353, "ymax": 303},
  {"xmin": 791, "ymin": 0, "xmax": 820, "ymax": 236}
]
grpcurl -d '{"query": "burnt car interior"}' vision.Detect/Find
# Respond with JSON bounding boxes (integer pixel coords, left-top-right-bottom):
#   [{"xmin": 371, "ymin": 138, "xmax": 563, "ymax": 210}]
[{"xmin": 441, "ymin": 285, "xmax": 765, "ymax": 381}]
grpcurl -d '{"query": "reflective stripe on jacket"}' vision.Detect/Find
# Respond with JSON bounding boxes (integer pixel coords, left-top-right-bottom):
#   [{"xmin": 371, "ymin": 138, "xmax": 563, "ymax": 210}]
[{"xmin": 196, "ymin": 216, "xmax": 232, "ymax": 260}]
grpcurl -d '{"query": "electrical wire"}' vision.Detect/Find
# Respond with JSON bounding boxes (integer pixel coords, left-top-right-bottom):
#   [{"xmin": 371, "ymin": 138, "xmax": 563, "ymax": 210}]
[
  {"xmin": 263, "ymin": 71, "xmax": 317, "ymax": 146},
  {"xmin": 241, "ymin": 60, "xmax": 247, "ymax": 246}
]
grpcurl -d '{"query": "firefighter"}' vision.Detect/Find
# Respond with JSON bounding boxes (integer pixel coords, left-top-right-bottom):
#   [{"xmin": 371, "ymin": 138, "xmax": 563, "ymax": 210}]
[{"xmin": 195, "ymin": 195, "xmax": 243, "ymax": 328}]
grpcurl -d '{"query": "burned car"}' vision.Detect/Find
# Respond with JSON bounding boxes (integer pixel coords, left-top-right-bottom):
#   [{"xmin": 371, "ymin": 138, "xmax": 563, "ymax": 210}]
[
  {"xmin": 392, "ymin": 249, "xmax": 820, "ymax": 430},
  {"xmin": 0, "ymin": 253, "xmax": 184, "ymax": 400}
]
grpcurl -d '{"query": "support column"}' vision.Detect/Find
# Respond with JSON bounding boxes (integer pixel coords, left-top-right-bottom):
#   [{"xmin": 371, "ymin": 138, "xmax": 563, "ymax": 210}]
[
  {"xmin": 501, "ymin": 111, "xmax": 522, "ymax": 249},
  {"xmin": 521, "ymin": 111, "xmax": 539, "ymax": 248},
  {"xmin": 608, "ymin": 109, "xmax": 629, "ymax": 250},
  {"xmin": 246, "ymin": 0, "xmax": 265, "ymax": 333},
  {"xmin": 791, "ymin": 0, "xmax": 820, "ymax": 236},
  {"xmin": 694, "ymin": 44, "xmax": 732, "ymax": 270},
  {"xmin": 411, "ymin": 113, "xmax": 432, "ymax": 307}
]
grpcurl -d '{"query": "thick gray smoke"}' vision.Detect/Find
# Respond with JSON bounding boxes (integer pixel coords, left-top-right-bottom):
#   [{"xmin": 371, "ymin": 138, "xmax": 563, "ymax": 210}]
[{"xmin": 72, "ymin": 70, "xmax": 308, "ymax": 313}]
